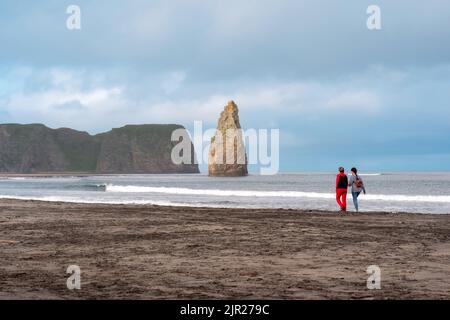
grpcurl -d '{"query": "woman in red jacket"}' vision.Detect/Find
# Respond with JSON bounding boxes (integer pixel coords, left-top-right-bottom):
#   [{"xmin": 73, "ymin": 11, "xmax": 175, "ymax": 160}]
[{"xmin": 336, "ymin": 167, "xmax": 348, "ymax": 212}]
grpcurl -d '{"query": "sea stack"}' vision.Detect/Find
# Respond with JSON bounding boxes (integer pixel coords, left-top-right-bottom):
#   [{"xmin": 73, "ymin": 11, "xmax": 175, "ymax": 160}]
[{"xmin": 208, "ymin": 100, "xmax": 248, "ymax": 177}]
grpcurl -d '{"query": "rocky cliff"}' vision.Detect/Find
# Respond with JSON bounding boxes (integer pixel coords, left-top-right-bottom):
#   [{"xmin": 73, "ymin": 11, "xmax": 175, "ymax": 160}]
[
  {"xmin": 0, "ymin": 123, "xmax": 199, "ymax": 174},
  {"xmin": 208, "ymin": 101, "xmax": 248, "ymax": 177}
]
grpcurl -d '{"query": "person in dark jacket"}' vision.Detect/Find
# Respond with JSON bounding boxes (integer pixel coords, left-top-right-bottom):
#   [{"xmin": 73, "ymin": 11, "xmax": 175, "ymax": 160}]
[{"xmin": 336, "ymin": 167, "xmax": 348, "ymax": 212}]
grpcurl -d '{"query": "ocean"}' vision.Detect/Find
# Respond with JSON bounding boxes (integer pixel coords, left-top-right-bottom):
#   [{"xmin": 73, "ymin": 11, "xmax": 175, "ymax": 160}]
[{"xmin": 1, "ymin": 172, "xmax": 450, "ymax": 214}]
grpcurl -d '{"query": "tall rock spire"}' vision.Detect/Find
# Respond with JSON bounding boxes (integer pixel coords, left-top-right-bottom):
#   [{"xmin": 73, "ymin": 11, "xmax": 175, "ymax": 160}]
[{"xmin": 208, "ymin": 100, "xmax": 248, "ymax": 177}]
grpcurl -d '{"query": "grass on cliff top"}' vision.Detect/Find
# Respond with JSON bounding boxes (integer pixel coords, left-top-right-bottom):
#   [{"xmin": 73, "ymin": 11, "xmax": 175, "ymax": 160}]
[{"xmin": 102, "ymin": 124, "xmax": 185, "ymax": 137}]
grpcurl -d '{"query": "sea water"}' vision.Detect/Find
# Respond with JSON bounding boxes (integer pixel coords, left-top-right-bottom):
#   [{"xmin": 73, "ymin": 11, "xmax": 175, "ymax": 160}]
[{"xmin": 1, "ymin": 172, "xmax": 450, "ymax": 214}]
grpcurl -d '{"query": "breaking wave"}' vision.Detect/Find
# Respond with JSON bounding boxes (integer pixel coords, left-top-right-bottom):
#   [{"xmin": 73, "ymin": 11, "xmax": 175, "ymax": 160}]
[
  {"xmin": 0, "ymin": 194, "xmax": 219, "ymax": 208},
  {"xmin": 104, "ymin": 185, "xmax": 450, "ymax": 203}
]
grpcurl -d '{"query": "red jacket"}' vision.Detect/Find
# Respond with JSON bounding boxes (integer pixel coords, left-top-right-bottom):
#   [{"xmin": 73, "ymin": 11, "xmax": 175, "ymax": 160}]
[{"xmin": 336, "ymin": 172, "xmax": 348, "ymax": 189}]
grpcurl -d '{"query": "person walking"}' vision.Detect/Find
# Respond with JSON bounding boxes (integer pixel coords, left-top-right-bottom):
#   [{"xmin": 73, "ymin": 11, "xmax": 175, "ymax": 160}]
[
  {"xmin": 336, "ymin": 167, "xmax": 348, "ymax": 212},
  {"xmin": 348, "ymin": 167, "xmax": 366, "ymax": 212}
]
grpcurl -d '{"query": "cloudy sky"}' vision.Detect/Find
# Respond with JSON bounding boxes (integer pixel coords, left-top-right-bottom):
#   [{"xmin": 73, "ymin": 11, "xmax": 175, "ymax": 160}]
[{"xmin": 1, "ymin": 0, "xmax": 449, "ymax": 172}]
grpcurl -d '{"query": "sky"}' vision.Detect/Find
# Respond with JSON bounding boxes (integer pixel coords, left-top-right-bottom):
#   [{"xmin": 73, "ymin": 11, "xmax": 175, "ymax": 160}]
[{"xmin": 0, "ymin": 0, "xmax": 450, "ymax": 172}]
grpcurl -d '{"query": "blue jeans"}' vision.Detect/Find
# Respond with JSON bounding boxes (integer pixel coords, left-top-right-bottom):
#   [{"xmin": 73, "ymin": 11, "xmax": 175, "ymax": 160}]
[{"xmin": 352, "ymin": 192, "xmax": 361, "ymax": 211}]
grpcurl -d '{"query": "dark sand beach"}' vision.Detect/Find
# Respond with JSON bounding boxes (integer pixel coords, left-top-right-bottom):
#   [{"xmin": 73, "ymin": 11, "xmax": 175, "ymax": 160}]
[{"xmin": 0, "ymin": 199, "xmax": 449, "ymax": 299}]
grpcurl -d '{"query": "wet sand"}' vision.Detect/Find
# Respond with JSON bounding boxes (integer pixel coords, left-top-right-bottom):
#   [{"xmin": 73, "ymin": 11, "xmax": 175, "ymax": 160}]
[{"xmin": 0, "ymin": 199, "xmax": 449, "ymax": 299}]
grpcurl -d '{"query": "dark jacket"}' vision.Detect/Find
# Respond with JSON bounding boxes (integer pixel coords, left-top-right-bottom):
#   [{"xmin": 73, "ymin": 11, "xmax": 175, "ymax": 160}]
[{"xmin": 336, "ymin": 172, "xmax": 348, "ymax": 189}]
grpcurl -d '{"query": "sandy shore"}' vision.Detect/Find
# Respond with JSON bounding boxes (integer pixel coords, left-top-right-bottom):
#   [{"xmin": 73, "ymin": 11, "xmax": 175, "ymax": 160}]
[{"xmin": 0, "ymin": 199, "xmax": 449, "ymax": 299}]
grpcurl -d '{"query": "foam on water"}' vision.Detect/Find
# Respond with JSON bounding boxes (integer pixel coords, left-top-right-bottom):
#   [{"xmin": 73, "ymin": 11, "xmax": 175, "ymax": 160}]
[
  {"xmin": 1, "ymin": 173, "xmax": 450, "ymax": 213},
  {"xmin": 0, "ymin": 194, "xmax": 215, "ymax": 208},
  {"xmin": 105, "ymin": 185, "xmax": 450, "ymax": 203}
]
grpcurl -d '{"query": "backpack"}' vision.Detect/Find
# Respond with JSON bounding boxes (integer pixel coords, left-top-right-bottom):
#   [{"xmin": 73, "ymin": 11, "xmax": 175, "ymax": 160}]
[
  {"xmin": 337, "ymin": 174, "xmax": 348, "ymax": 188},
  {"xmin": 355, "ymin": 176, "xmax": 364, "ymax": 188}
]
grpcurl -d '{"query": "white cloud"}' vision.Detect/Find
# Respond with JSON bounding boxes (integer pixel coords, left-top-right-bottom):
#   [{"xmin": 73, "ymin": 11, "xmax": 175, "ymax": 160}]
[
  {"xmin": 0, "ymin": 65, "xmax": 386, "ymax": 131},
  {"xmin": 4, "ymin": 64, "xmax": 450, "ymax": 137},
  {"xmin": 326, "ymin": 90, "xmax": 380, "ymax": 113},
  {"xmin": 161, "ymin": 71, "xmax": 186, "ymax": 95}
]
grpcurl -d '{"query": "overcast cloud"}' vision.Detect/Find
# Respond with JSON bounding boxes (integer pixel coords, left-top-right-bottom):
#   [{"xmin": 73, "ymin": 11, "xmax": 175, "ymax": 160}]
[{"xmin": 0, "ymin": 0, "xmax": 449, "ymax": 171}]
